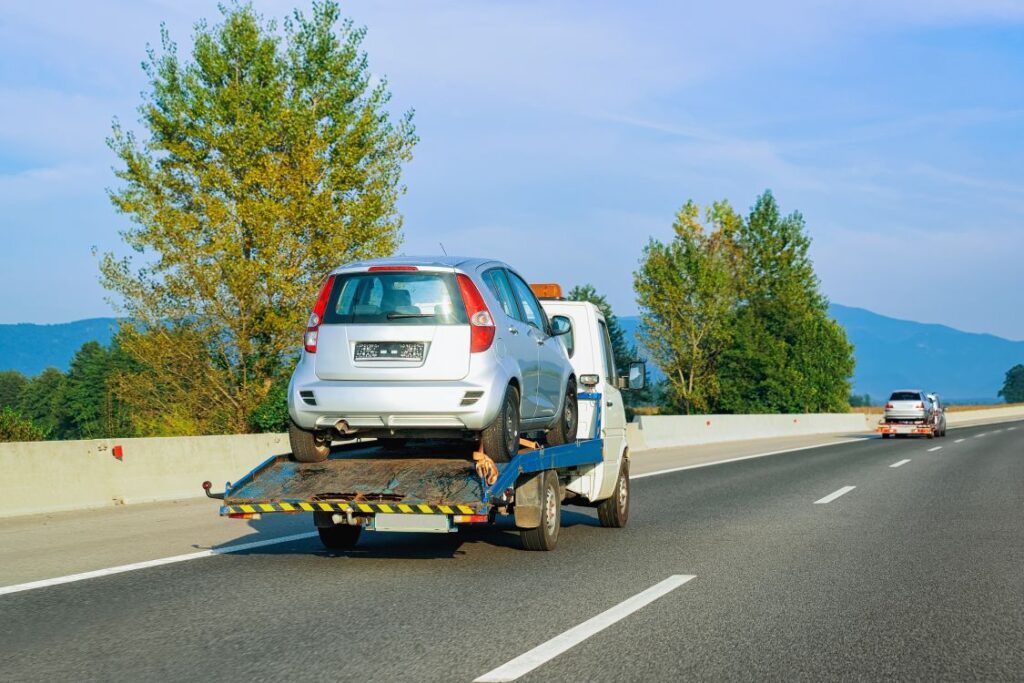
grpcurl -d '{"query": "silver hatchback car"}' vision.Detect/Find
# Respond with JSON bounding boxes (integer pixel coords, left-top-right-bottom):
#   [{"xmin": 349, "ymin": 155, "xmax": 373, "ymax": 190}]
[{"xmin": 287, "ymin": 256, "xmax": 578, "ymax": 462}]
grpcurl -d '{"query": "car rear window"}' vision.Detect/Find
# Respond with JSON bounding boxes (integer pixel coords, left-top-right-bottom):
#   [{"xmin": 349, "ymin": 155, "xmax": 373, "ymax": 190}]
[
  {"xmin": 889, "ymin": 392, "xmax": 921, "ymax": 401},
  {"xmin": 323, "ymin": 271, "xmax": 468, "ymax": 325}
]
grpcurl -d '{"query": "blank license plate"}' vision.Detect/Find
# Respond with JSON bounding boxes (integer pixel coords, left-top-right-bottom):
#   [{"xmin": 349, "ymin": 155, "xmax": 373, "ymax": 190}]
[
  {"xmin": 373, "ymin": 513, "xmax": 451, "ymax": 533},
  {"xmin": 354, "ymin": 342, "xmax": 425, "ymax": 360}
]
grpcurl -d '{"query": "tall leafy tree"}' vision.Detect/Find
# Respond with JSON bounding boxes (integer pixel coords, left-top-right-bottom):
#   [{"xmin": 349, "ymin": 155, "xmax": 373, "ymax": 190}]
[
  {"xmin": 0, "ymin": 371, "xmax": 27, "ymax": 411},
  {"xmin": 998, "ymin": 364, "xmax": 1024, "ymax": 403},
  {"xmin": 100, "ymin": 2, "xmax": 416, "ymax": 434},
  {"xmin": 62, "ymin": 340, "xmax": 137, "ymax": 439},
  {"xmin": 16, "ymin": 368, "xmax": 67, "ymax": 438},
  {"xmin": 634, "ymin": 200, "xmax": 742, "ymax": 413},
  {"xmin": 717, "ymin": 191, "xmax": 853, "ymax": 413}
]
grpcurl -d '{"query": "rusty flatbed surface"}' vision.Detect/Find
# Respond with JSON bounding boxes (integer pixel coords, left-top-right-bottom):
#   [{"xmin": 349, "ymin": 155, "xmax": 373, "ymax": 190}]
[{"xmin": 224, "ymin": 446, "xmax": 485, "ymax": 507}]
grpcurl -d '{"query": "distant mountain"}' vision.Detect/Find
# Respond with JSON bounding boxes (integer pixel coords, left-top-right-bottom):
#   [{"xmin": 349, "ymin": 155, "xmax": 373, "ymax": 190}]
[
  {"xmin": 0, "ymin": 318, "xmax": 119, "ymax": 376},
  {"xmin": 618, "ymin": 305, "xmax": 1023, "ymax": 403}
]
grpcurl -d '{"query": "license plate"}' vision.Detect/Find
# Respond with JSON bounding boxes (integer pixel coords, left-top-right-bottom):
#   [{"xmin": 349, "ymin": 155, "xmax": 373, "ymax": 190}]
[
  {"xmin": 373, "ymin": 513, "xmax": 451, "ymax": 533},
  {"xmin": 354, "ymin": 342, "xmax": 425, "ymax": 361}
]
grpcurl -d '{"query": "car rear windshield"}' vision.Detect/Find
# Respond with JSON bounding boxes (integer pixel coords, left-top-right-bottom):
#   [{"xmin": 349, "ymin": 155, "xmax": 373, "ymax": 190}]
[
  {"xmin": 322, "ymin": 271, "xmax": 468, "ymax": 325},
  {"xmin": 889, "ymin": 392, "xmax": 921, "ymax": 401}
]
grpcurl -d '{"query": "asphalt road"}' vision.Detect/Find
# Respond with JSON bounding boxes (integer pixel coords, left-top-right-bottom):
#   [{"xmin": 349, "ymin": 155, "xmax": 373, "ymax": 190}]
[{"xmin": 1, "ymin": 421, "xmax": 1021, "ymax": 682}]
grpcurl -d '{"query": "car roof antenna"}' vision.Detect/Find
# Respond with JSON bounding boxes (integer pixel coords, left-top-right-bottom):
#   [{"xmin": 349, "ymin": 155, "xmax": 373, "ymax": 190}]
[{"xmin": 439, "ymin": 242, "xmax": 448, "ymax": 256}]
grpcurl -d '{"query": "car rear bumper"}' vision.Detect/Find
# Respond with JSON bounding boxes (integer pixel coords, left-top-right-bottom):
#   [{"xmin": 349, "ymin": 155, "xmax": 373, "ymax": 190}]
[
  {"xmin": 884, "ymin": 410, "xmax": 929, "ymax": 421},
  {"xmin": 288, "ymin": 375, "xmax": 504, "ymax": 433}
]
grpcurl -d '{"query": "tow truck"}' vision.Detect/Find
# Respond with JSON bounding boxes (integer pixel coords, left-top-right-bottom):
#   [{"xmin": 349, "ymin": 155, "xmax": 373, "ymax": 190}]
[
  {"xmin": 877, "ymin": 391, "xmax": 947, "ymax": 439},
  {"xmin": 205, "ymin": 289, "xmax": 644, "ymax": 551}
]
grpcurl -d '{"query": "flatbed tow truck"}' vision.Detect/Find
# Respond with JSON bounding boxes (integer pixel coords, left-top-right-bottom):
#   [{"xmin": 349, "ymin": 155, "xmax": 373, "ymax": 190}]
[{"xmin": 205, "ymin": 296, "xmax": 642, "ymax": 551}]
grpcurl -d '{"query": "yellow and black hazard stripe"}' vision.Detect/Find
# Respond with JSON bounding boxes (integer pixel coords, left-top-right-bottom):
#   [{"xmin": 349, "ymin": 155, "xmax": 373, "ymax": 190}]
[{"xmin": 222, "ymin": 501, "xmax": 481, "ymax": 515}]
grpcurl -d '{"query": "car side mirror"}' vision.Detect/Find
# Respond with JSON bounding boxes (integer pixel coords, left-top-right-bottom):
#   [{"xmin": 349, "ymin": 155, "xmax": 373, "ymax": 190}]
[
  {"xmin": 619, "ymin": 361, "xmax": 646, "ymax": 391},
  {"xmin": 550, "ymin": 315, "xmax": 572, "ymax": 336}
]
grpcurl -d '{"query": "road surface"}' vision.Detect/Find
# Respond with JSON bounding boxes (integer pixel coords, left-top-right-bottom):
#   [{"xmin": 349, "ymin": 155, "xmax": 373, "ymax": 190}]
[{"xmin": 1, "ymin": 421, "xmax": 1021, "ymax": 681}]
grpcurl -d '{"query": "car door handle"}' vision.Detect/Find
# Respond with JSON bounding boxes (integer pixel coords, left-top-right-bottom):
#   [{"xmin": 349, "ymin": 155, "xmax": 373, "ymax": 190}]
[{"xmin": 508, "ymin": 326, "xmax": 519, "ymax": 335}]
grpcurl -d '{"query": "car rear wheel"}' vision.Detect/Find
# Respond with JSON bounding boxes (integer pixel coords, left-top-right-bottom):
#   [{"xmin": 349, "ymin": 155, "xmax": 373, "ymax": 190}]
[
  {"xmin": 481, "ymin": 384, "xmax": 520, "ymax": 463},
  {"xmin": 545, "ymin": 377, "xmax": 578, "ymax": 446},
  {"xmin": 289, "ymin": 421, "xmax": 331, "ymax": 463}
]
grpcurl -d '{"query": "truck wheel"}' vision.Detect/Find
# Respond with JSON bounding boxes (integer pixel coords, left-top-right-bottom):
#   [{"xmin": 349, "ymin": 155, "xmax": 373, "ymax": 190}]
[
  {"xmin": 481, "ymin": 384, "xmax": 520, "ymax": 463},
  {"xmin": 289, "ymin": 421, "xmax": 330, "ymax": 463},
  {"xmin": 545, "ymin": 377, "xmax": 578, "ymax": 446},
  {"xmin": 318, "ymin": 523, "xmax": 361, "ymax": 550},
  {"xmin": 597, "ymin": 460, "xmax": 630, "ymax": 528},
  {"xmin": 521, "ymin": 471, "xmax": 560, "ymax": 551}
]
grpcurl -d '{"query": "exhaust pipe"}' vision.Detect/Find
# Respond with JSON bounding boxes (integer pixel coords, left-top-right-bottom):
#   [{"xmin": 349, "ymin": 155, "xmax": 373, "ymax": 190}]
[{"xmin": 334, "ymin": 419, "xmax": 356, "ymax": 435}]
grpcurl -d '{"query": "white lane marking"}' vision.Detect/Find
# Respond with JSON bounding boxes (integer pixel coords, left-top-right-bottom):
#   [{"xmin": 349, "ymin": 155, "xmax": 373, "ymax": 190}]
[
  {"xmin": 976, "ymin": 433, "xmax": 987, "ymax": 438},
  {"xmin": 890, "ymin": 459, "xmax": 911, "ymax": 468},
  {"xmin": 632, "ymin": 438, "xmax": 865, "ymax": 480},
  {"xmin": 474, "ymin": 575, "xmax": 696, "ymax": 682},
  {"xmin": 927, "ymin": 446, "xmax": 942, "ymax": 452},
  {"xmin": 993, "ymin": 429, "xmax": 1003, "ymax": 433},
  {"xmin": 814, "ymin": 486, "xmax": 856, "ymax": 504},
  {"xmin": 955, "ymin": 439, "xmax": 965, "ymax": 443},
  {"xmin": 1009, "ymin": 427, "xmax": 1017, "ymax": 431},
  {"xmin": 0, "ymin": 532, "xmax": 318, "ymax": 597}
]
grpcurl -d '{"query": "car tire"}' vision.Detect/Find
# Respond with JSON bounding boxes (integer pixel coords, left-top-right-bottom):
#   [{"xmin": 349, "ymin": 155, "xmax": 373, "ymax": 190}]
[
  {"xmin": 545, "ymin": 377, "xmax": 578, "ymax": 446},
  {"xmin": 289, "ymin": 420, "xmax": 331, "ymax": 463},
  {"xmin": 481, "ymin": 384, "xmax": 520, "ymax": 463},
  {"xmin": 521, "ymin": 470, "xmax": 560, "ymax": 551},
  {"xmin": 317, "ymin": 524, "xmax": 361, "ymax": 550},
  {"xmin": 597, "ymin": 459, "xmax": 630, "ymax": 528}
]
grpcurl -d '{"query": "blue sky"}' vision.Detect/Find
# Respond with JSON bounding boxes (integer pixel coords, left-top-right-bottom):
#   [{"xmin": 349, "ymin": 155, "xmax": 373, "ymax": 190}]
[{"xmin": 1, "ymin": 1, "xmax": 1023, "ymax": 338}]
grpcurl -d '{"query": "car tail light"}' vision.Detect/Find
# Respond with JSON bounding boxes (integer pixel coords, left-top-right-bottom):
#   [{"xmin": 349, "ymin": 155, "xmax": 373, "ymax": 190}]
[
  {"xmin": 367, "ymin": 265, "xmax": 418, "ymax": 271},
  {"xmin": 916, "ymin": 403, "xmax": 924, "ymax": 409},
  {"xmin": 456, "ymin": 274, "xmax": 495, "ymax": 353},
  {"xmin": 885, "ymin": 403, "xmax": 893, "ymax": 409},
  {"xmin": 304, "ymin": 275, "xmax": 336, "ymax": 353}
]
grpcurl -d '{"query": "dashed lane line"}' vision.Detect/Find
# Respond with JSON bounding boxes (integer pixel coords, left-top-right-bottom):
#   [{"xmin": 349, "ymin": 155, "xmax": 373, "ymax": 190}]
[
  {"xmin": 474, "ymin": 575, "xmax": 697, "ymax": 682},
  {"xmin": 954, "ymin": 438, "xmax": 965, "ymax": 443},
  {"xmin": 927, "ymin": 446, "xmax": 943, "ymax": 452},
  {"xmin": 814, "ymin": 486, "xmax": 856, "ymax": 504},
  {"xmin": 890, "ymin": 459, "xmax": 911, "ymax": 468}
]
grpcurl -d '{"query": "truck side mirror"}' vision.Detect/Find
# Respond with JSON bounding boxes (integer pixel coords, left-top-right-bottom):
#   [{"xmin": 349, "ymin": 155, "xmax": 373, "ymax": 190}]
[
  {"xmin": 550, "ymin": 315, "xmax": 572, "ymax": 336},
  {"xmin": 622, "ymin": 361, "xmax": 645, "ymax": 391}
]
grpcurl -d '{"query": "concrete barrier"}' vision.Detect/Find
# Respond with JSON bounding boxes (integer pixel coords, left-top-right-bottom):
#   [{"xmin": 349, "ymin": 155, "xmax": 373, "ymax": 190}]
[
  {"xmin": 0, "ymin": 433, "xmax": 289, "ymax": 519},
  {"xmin": 630, "ymin": 413, "xmax": 873, "ymax": 451},
  {"xmin": 946, "ymin": 406, "xmax": 1024, "ymax": 427},
  {"xmin": 2, "ymin": 405, "xmax": 1021, "ymax": 519}
]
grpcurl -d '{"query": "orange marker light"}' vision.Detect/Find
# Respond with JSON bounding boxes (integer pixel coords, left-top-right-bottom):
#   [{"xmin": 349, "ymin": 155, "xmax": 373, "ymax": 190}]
[{"xmin": 530, "ymin": 283, "xmax": 562, "ymax": 299}]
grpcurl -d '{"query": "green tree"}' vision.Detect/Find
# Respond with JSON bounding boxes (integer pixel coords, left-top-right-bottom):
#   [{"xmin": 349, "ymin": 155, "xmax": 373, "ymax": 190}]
[
  {"xmin": 0, "ymin": 370, "xmax": 28, "ymax": 411},
  {"xmin": 100, "ymin": 2, "xmax": 416, "ymax": 434},
  {"xmin": 16, "ymin": 368, "xmax": 67, "ymax": 438},
  {"xmin": 998, "ymin": 364, "xmax": 1024, "ymax": 403},
  {"xmin": 633, "ymin": 200, "xmax": 742, "ymax": 413},
  {"xmin": 717, "ymin": 191, "xmax": 853, "ymax": 413},
  {"xmin": 0, "ymin": 407, "xmax": 47, "ymax": 442},
  {"xmin": 62, "ymin": 340, "xmax": 137, "ymax": 439}
]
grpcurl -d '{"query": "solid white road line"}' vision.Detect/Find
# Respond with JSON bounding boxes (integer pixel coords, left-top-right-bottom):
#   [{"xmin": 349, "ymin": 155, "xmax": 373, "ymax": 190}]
[
  {"xmin": 890, "ymin": 459, "xmax": 911, "ymax": 468},
  {"xmin": 814, "ymin": 486, "xmax": 856, "ymax": 504},
  {"xmin": 927, "ymin": 446, "xmax": 943, "ymax": 452},
  {"xmin": 632, "ymin": 438, "xmax": 865, "ymax": 481},
  {"xmin": 474, "ymin": 575, "xmax": 696, "ymax": 682},
  {"xmin": 955, "ymin": 438, "xmax": 965, "ymax": 443},
  {"xmin": 0, "ymin": 532, "xmax": 318, "ymax": 597}
]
